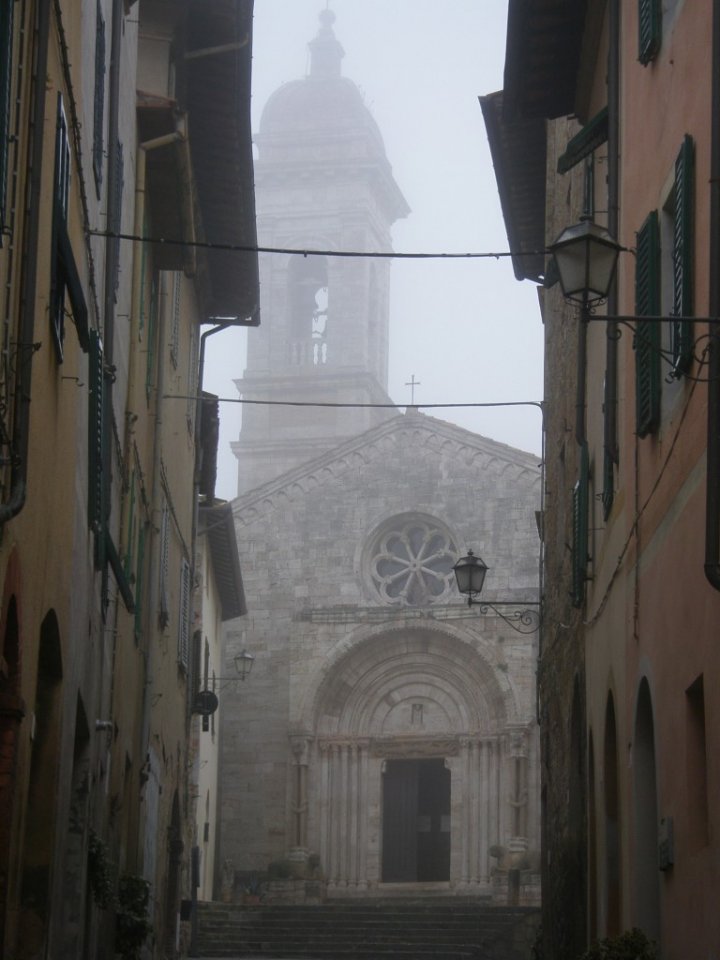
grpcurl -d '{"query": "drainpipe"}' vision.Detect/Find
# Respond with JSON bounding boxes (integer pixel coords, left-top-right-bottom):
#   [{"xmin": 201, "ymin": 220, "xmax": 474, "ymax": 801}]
[
  {"xmin": 705, "ymin": 0, "xmax": 720, "ymax": 590},
  {"xmin": 0, "ymin": 0, "xmax": 52, "ymax": 524}
]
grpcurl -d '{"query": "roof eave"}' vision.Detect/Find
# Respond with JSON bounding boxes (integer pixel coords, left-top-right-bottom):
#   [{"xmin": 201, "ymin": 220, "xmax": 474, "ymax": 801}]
[
  {"xmin": 200, "ymin": 502, "xmax": 247, "ymax": 621},
  {"xmin": 186, "ymin": 0, "xmax": 259, "ymax": 325}
]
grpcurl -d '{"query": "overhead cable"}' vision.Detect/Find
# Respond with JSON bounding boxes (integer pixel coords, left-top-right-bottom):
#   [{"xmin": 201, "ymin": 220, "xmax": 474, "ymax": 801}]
[{"xmin": 88, "ymin": 228, "xmax": 548, "ymax": 262}]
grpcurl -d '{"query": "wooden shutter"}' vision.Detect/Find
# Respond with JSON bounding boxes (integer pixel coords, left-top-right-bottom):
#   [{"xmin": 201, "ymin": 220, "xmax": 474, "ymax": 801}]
[
  {"xmin": 635, "ymin": 211, "xmax": 661, "ymax": 437},
  {"xmin": 638, "ymin": 0, "xmax": 661, "ymax": 66},
  {"xmin": 88, "ymin": 329, "xmax": 104, "ymax": 533},
  {"xmin": 572, "ymin": 442, "xmax": 590, "ymax": 609},
  {"xmin": 51, "ymin": 94, "xmax": 71, "ymax": 360},
  {"xmin": 92, "ymin": 1, "xmax": 106, "ymax": 190},
  {"xmin": 178, "ymin": 558, "xmax": 191, "ymax": 669},
  {"xmin": 671, "ymin": 135, "xmax": 694, "ymax": 375},
  {"xmin": 159, "ymin": 501, "xmax": 170, "ymax": 628},
  {"xmin": 134, "ymin": 524, "xmax": 146, "ymax": 642},
  {"xmin": 0, "ymin": 0, "xmax": 13, "ymax": 232}
]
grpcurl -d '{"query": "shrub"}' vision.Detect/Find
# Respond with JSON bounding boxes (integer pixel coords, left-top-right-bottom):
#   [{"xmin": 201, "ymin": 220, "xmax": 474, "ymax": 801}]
[{"xmin": 581, "ymin": 928, "xmax": 656, "ymax": 960}]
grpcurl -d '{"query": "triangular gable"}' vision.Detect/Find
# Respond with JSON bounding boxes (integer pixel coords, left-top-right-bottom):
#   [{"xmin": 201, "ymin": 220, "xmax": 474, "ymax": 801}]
[{"xmin": 231, "ymin": 410, "xmax": 540, "ymax": 526}]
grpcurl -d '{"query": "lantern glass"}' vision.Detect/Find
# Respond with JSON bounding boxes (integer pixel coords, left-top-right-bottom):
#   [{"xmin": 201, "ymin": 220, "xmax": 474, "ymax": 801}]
[
  {"xmin": 234, "ymin": 649, "xmax": 255, "ymax": 681},
  {"xmin": 550, "ymin": 218, "xmax": 621, "ymax": 303},
  {"xmin": 453, "ymin": 550, "xmax": 488, "ymax": 597}
]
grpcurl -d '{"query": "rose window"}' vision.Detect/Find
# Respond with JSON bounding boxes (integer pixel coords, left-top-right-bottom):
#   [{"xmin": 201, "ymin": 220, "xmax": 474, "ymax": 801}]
[{"xmin": 370, "ymin": 519, "xmax": 458, "ymax": 606}]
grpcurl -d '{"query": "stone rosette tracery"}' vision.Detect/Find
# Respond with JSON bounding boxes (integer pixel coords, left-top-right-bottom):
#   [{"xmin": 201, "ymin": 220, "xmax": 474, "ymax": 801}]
[{"xmin": 367, "ymin": 516, "xmax": 458, "ymax": 606}]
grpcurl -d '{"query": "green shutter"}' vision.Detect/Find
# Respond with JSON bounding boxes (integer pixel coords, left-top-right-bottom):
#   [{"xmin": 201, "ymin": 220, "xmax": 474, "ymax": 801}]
[
  {"xmin": 572, "ymin": 442, "xmax": 590, "ymax": 609},
  {"xmin": 145, "ymin": 273, "xmax": 158, "ymax": 402},
  {"xmin": 92, "ymin": 1, "xmax": 106, "ymax": 191},
  {"xmin": 88, "ymin": 329, "xmax": 104, "ymax": 529},
  {"xmin": 51, "ymin": 94, "xmax": 71, "ymax": 360},
  {"xmin": 0, "ymin": 0, "xmax": 13, "ymax": 233},
  {"xmin": 638, "ymin": 0, "xmax": 661, "ymax": 66},
  {"xmin": 134, "ymin": 523, "xmax": 146, "ymax": 643},
  {"xmin": 635, "ymin": 210, "xmax": 661, "ymax": 437},
  {"xmin": 671, "ymin": 134, "xmax": 694, "ymax": 375},
  {"xmin": 123, "ymin": 469, "xmax": 136, "ymax": 580}
]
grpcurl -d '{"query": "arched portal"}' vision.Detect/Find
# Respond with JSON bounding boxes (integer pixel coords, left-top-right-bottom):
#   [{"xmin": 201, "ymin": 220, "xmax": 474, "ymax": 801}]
[
  {"xmin": 19, "ymin": 610, "xmax": 63, "ymax": 959},
  {"xmin": 0, "ymin": 575, "xmax": 22, "ymax": 953},
  {"xmin": 293, "ymin": 625, "xmax": 529, "ymax": 895}
]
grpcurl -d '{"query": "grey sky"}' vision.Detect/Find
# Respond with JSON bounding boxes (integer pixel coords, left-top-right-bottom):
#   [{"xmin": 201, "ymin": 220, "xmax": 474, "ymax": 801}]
[{"xmin": 204, "ymin": 0, "xmax": 544, "ymax": 500}]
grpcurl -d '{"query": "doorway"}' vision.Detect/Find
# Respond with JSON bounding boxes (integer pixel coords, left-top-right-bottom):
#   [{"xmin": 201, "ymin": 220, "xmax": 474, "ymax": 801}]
[{"xmin": 382, "ymin": 758, "xmax": 450, "ymax": 882}]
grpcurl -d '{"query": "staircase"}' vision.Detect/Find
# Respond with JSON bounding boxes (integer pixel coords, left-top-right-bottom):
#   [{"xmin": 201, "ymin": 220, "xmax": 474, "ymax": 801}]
[{"xmin": 193, "ymin": 900, "xmax": 541, "ymax": 960}]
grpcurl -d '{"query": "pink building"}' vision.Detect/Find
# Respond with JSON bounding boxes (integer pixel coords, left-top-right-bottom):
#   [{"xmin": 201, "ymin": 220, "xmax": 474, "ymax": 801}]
[{"xmin": 485, "ymin": 1, "xmax": 720, "ymax": 956}]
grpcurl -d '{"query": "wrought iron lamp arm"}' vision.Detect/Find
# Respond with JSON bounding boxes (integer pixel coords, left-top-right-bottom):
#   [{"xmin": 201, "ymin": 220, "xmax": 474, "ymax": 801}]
[{"xmin": 464, "ymin": 596, "xmax": 541, "ymax": 634}]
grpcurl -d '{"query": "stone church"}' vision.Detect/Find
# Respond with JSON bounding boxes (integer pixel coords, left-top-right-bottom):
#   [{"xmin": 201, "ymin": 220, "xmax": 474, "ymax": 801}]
[{"xmin": 219, "ymin": 11, "xmax": 540, "ymax": 901}]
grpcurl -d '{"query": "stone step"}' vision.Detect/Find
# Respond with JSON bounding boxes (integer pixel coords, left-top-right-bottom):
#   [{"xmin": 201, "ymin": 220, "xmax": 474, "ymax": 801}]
[{"xmin": 194, "ymin": 901, "xmax": 540, "ymax": 960}]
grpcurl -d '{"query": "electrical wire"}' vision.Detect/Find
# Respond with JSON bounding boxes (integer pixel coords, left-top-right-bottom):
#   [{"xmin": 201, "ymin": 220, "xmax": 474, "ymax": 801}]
[
  {"xmin": 164, "ymin": 395, "xmax": 544, "ymax": 411},
  {"xmin": 88, "ymin": 228, "xmax": 548, "ymax": 262},
  {"xmin": 583, "ymin": 357, "xmax": 703, "ymax": 628}
]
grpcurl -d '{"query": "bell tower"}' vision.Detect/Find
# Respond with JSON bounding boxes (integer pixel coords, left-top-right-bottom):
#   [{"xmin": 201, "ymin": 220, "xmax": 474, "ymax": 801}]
[{"xmin": 232, "ymin": 10, "xmax": 409, "ymax": 493}]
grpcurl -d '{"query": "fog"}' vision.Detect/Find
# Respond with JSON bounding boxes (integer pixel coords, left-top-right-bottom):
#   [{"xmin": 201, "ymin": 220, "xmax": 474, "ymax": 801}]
[{"xmin": 203, "ymin": 0, "xmax": 544, "ymax": 501}]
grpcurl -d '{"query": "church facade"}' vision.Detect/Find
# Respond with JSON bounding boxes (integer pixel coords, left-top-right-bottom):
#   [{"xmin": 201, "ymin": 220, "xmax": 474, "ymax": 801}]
[{"xmin": 219, "ymin": 11, "xmax": 541, "ymax": 902}]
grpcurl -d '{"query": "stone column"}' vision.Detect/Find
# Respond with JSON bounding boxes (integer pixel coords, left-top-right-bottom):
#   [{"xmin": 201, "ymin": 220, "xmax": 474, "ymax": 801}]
[{"xmin": 507, "ymin": 730, "xmax": 529, "ymax": 851}]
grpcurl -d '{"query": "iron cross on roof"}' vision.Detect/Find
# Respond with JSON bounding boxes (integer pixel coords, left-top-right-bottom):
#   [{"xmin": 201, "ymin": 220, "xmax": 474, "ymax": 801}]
[{"xmin": 405, "ymin": 374, "xmax": 421, "ymax": 406}]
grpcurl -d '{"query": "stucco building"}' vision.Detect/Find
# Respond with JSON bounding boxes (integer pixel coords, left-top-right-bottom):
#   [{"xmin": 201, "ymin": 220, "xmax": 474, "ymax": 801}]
[
  {"xmin": 0, "ymin": 0, "xmax": 257, "ymax": 956},
  {"xmin": 486, "ymin": 0, "xmax": 720, "ymax": 956},
  {"xmin": 219, "ymin": 12, "xmax": 541, "ymax": 903}
]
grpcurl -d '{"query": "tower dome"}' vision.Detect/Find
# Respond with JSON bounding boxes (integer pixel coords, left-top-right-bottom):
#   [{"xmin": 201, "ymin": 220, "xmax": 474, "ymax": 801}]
[{"xmin": 257, "ymin": 10, "xmax": 388, "ymax": 162}]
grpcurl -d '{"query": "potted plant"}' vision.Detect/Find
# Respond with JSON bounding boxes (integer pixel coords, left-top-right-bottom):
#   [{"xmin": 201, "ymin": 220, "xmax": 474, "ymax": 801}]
[{"xmin": 242, "ymin": 872, "xmax": 263, "ymax": 905}]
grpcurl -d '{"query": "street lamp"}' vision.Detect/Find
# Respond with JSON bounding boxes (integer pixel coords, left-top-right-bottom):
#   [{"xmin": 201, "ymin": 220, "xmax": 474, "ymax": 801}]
[
  {"xmin": 452, "ymin": 549, "xmax": 540, "ymax": 634},
  {"xmin": 549, "ymin": 216, "xmax": 720, "ymax": 380},
  {"xmin": 193, "ymin": 649, "xmax": 255, "ymax": 719},
  {"xmin": 549, "ymin": 216, "xmax": 622, "ymax": 306}
]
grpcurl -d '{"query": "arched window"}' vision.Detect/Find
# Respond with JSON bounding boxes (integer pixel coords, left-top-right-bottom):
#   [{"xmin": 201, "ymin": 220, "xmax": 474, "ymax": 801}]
[{"xmin": 287, "ymin": 255, "xmax": 329, "ymax": 366}]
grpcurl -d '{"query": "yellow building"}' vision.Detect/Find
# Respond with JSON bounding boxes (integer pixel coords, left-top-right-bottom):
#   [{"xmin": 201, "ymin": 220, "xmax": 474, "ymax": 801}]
[
  {"xmin": 0, "ymin": 0, "xmax": 257, "ymax": 956},
  {"xmin": 486, "ymin": 1, "xmax": 720, "ymax": 957}
]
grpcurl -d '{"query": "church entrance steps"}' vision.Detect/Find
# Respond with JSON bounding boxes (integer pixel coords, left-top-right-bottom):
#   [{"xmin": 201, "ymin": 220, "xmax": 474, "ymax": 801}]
[{"xmin": 193, "ymin": 900, "xmax": 541, "ymax": 960}]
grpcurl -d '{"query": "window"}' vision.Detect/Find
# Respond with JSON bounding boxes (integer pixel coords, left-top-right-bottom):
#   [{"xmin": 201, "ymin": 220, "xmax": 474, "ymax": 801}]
[
  {"xmin": 287, "ymin": 255, "xmax": 329, "ymax": 366},
  {"xmin": 571, "ymin": 442, "xmax": 589, "ymax": 608},
  {"xmin": 0, "ymin": 0, "xmax": 13, "ymax": 233},
  {"xmin": 92, "ymin": 2, "xmax": 106, "ymax": 192},
  {"xmin": 638, "ymin": 0, "xmax": 661, "ymax": 65},
  {"xmin": 50, "ymin": 93, "xmax": 89, "ymax": 358},
  {"xmin": 634, "ymin": 211, "xmax": 661, "ymax": 437}
]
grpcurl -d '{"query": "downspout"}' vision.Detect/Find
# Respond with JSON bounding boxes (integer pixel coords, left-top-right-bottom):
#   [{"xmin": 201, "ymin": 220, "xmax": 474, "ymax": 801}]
[
  {"xmin": 705, "ymin": 0, "xmax": 720, "ymax": 590},
  {"xmin": 0, "ymin": 0, "xmax": 52, "ymax": 524}
]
